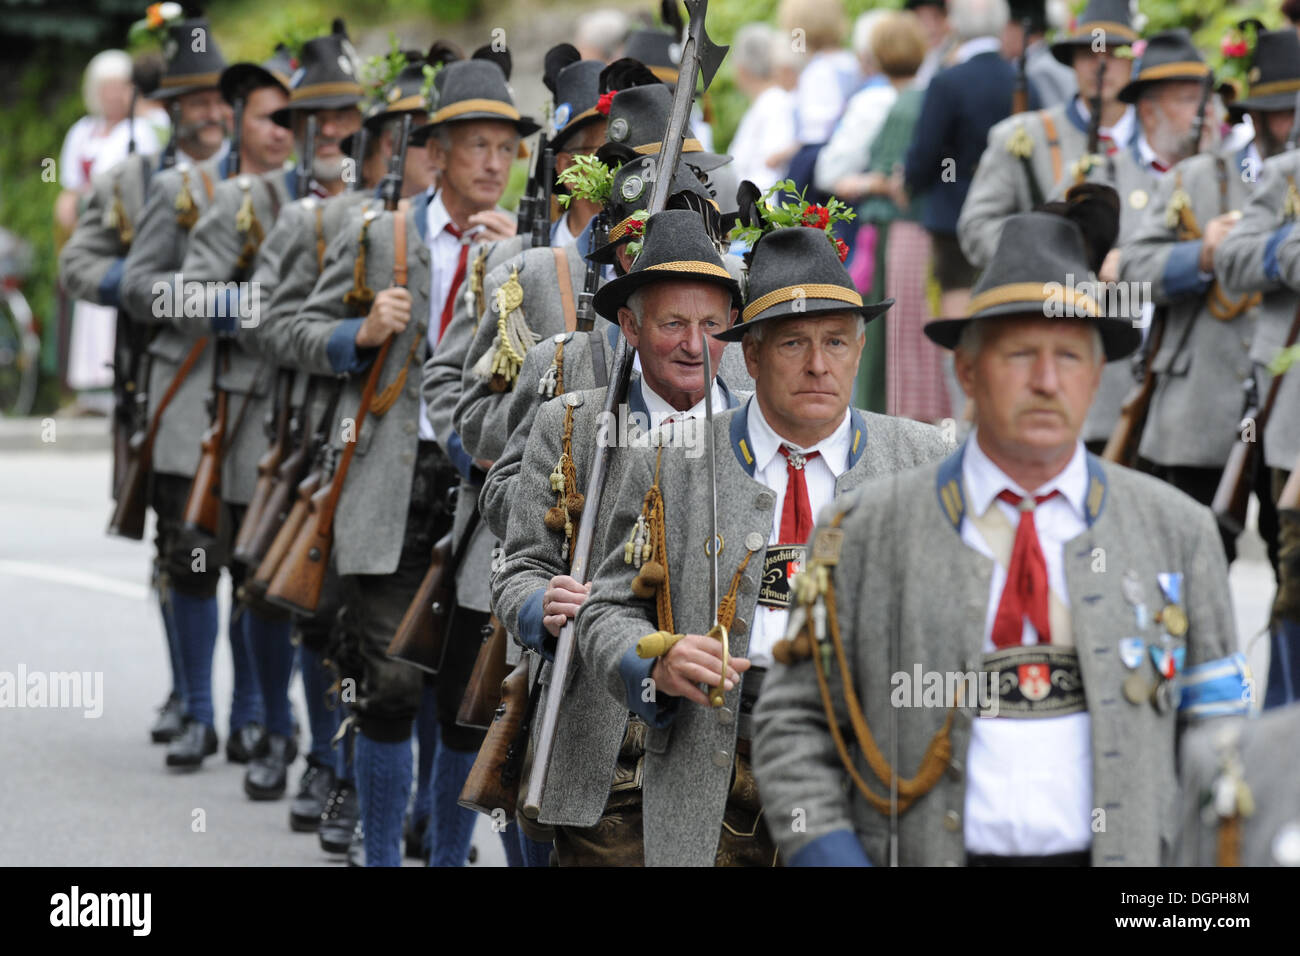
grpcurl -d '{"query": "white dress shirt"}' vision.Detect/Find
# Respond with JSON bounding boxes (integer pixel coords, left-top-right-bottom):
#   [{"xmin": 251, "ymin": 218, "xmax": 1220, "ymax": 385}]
[
  {"xmin": 745, "ymin": 398, "xmax": 850, "ymax": 668},
  {"xmin": 731, "ymin": 85, "xmax": 798, "ymax": 193},
  {"xmin": 639, "ymin": 377, "xmax": 726, "ymax": 432},
  {"xmin": 551, "ymin": 210, "xmax": 578, "ymax": 248},
  {"xmin": 813, "ymin": 82, "xmax": 898, "ymax": 194},
  {"xmin": 960, "ymin": 430, "xmax": 1094, "ymax": 856},
  {"xmin": 1074, "ymin": 99, "xmax": 1136, "ymax": 152}
]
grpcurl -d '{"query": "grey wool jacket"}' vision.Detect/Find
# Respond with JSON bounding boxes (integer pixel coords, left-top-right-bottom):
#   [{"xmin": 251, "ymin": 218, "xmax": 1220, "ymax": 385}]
[
  {"xmin": 1119, "ymin": 144, "xmax": 1264, "ymax": 469},
  {"xmin": 177, "ymin": 165, "xmax": 299, "ymax": 504},
  {"xmin": 752, "ymin": 444, "xmax": 1239, "ymax": 867},
  {"xmin": 59, "ymin": 151, "xmax": 157, "ymax": 307},
  {"xmin": 576, "ymin": 402, "xmax": 951, "ymax": 865},
  {"xmin": 1215, "ymin": 150, "xmax": 1300, "ymax": 472},
  {"xmin": 118, "ymin": 153, "xmax": 232, "ymax": 480}
]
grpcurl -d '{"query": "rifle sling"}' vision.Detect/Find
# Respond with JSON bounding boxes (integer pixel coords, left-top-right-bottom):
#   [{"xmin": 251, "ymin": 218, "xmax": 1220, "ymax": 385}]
[
  {"xmin": 144, "ymin": 337, "xmax": 209, "ymax": 450},
  {"xmin": 1040, "ymin": 111, "xmax": 1062, "ymax": 189},
  {"xmin": 319, "ymin": 212, "xmax": 408, "ymax": 537},
  {"xmin": 553, "ymin": 246, "xmax": 577, "ymax": 333}
]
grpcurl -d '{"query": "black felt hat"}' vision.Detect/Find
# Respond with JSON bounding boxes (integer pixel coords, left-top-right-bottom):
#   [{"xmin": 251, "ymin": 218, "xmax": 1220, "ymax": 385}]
[
  {"xmin": 152, "ymin": 18, "xmax": 227, "ymax": 99},
  {"xmin": 545, "ymin": 45, "xmax": 606, "ymax": 151},
  {"xmin": 1117, "ymin": 29, "xmax": 1210, "ymax": 104},
  {"xmin": 408, "ymin": 58, "xmax": 540, "ymax": 145},
  {"xmin": 1049, "ymin": 0, "xmax": 1137, "ymax": 66},
  {"xmin": 588, "ymin": 153, "xmax": 720, "ymax": 264},
  {"xmin": 592, "ymin": 209, "xmax": 739, "ymax": 321},
  {"xmin": 219, "ymin": 44, "xmax": 294, "ymax": 105},
  {"xmin": 362, "ymin": 59, "xmax": 430, "ymax": 130},
  {"xmin": 623, "ymin": 29, "xmax": 681, "ymax": 85},
  {"xmin": 597, "ymin": 83, "xmax": 728, "ymax": 173},
  {"xmin": 271, "ymin": 27, "xmax": 364, "ymax": 127},
  {"xmin": 923, "ymin": 210, "xmax": 1141, "ymax": 360},
  {"xmin": 715, "ymin": 226, "xmax": 891, "ymax": 342},
  {"xmin": 1230, "ymin": 29, "xmax": 1300, "ymax": 114}
]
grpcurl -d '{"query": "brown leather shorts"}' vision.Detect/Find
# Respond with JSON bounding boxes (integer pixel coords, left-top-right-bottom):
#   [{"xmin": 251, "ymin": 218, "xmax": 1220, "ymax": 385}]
[
  {"xmin": 553, "ymin": 717, "xmax": 646, "ymax": 867},
  {"xmin": 715, "ymin": 748, "xmax": 781, "ymax": 867}
]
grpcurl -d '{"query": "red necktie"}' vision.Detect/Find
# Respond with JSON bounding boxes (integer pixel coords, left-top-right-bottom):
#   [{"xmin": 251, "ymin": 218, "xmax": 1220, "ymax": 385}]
[
  {"xmin": 777, "ymin": 446, "xmax": 821, "ymax": 544},
  {"xmin": 437, "ymin": 222, "xmax": 470, "ymax": 341},
  {"xmin": 990, "ymin": 489, "xmax": 1060, "ymax": 649}
]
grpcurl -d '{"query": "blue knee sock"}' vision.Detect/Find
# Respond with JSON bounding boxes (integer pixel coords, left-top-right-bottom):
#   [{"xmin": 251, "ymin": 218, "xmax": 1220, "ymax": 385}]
[
  {"xmin": 300, "ymin": 644, "xmax": 340, "ymax": 764},
  {"xmin": 1265, "ymin": 617, "xmax": 1300, "ymax": 709},
  {"xmin": 412, "ymin": 686, "xmax": 439, "ymax": 825},
  {"xmin": 427, "ymin": 736, "xmax": 478, "ymax": 867},
  {"xmin": 245, "ymin": 610, "xmax": 295, "ymax": 737},
  {"xmin": 227, "ymin": 609, "xmax": 265, "ymax": 732},
  {"xmin": 171, "ymin": 591, "xmax": 218, "ymax": 728},
  {"xmin": 518, "ymin": 827, "xmax": 553, "ymax": 868},
  {"xmin": 356, "ymin": 733, "xmax": 413, "ymax": 867},
  {"xmin": 159, "ymin": 588, "xmax": 186, "ymax": 702}
]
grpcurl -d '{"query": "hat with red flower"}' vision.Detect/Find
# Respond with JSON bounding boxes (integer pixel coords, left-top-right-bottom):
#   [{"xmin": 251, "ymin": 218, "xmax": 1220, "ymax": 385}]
[{"xmin": 1227, "ymin": 27, "xmax": 1300, "ymax": 117}]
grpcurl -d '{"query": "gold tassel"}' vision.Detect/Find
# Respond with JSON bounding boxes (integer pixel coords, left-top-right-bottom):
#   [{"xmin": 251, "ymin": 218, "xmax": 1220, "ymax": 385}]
[
  {"xmin": 109, "ymin": 181, "xmax": 133, "ymax": 247},
  {"xmin": 233, "ymin": 184, "xmax": 265, "ymax": 276},
  {"xmin": 174, "ymin": 170, "xmax": 198, "ymax": 230},
  {"xmin": 1286, "ymin": 176, "xmax": 1300, "ymax": 222},
  {"xmin": 342, "ymin": 214, "xmax": 376, "ymax": 315},
  {"xmin": 543, "ymin": 402, "xmax": 584, "ymax": 561},
  {"xmin": 471, "ymin": 267, "xmax": 535, "ymax": 391},
  {"xmin": 626, "ymin": 448, "xmax": 673, "ymax": 632}
]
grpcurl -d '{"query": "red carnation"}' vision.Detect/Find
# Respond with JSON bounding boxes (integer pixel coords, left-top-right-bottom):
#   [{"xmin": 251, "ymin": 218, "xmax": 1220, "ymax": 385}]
[
  {"xmin": 834, "ymin": 238, "xmax": 849, "ymax": 262},
  {"xmin": 802, "ymin": 204, "xmax": 830, "ymax": 229},
  {"xmin": 596, "ymin": 90, "xmax": 617, "ymax": 116},
  {"xmin": 1221, "ymin": 36, "xmax": 1248, "ymax": 59}
]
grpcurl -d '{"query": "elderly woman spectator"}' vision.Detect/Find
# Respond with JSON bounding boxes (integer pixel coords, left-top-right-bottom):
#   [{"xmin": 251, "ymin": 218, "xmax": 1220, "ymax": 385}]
[
  {"xmin": 779, "ymin": 0, "xmax": 862, "ymax": 203},
  {"xmin": 729, "ymin": 23, "xmax": 799, "ymax": 193}
]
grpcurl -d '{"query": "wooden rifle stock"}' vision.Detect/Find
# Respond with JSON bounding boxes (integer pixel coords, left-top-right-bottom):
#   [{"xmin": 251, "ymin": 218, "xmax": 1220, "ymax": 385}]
[
  {"xmin": 249, "ymin": 465, "xmax": 321, "ymax": 598},
  {"xmin": 1011, "ymin": 17, "xmax": 1031, "ymax": 115},
  {"xmin": 107, "ymin": 337, "xmax": 209, "ymax": 540},
  {"xmin": 182, "ymin": 388, "xmax": 227, "ymax": 536},
  {"xmin": 458, "ymin": 659, "xmax": 531, "ymax": 817},
  {"xmin": 238, "ymin": 441, "xmax": 309, "ymax": 569},
  {"xmin": 1102, "ymin": 313, "xmax": 1165, "ymax": 466},
  {"xmin": 1210, "ymin": 301, "xmax": 1300, "ymax": 535},
  {"xmin": 385, "ymin": 531, "xmax": 455, "ymax": 674},
  {"xmin": 456, "ymin": 616, "xmax": 511, "ymax": 729}
]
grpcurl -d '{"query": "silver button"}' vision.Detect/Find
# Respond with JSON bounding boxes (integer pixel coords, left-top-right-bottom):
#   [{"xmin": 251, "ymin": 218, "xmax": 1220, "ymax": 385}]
[
  {"xmin": 403, "ymin": 421, "xmax": 416, "ymax": 434},
  {"xmin": 745, "ymin": 532, "xmax": 765, "ymax": 551},
  {"xmin": 756, "ymin": 493, "xmax": 775, "ymax": 509},
  {"xmin": 711, "ymin": 749, "xmax": 731, "ymax": 768},
  {"xmin": 565, "ymin": 392, "xmax": 583, "ymax": 407},
  {"xmin": 732, "ymin": 618, "xmax": 747, "ymax": 635},
  {"xmin": 716, "ymin": 707, "xmax": 734, "ymax": 726},
  {"xmin": 943, "ymin": 809, "xmax": 961, "ymax": 832},
  {"xmin": 947, "ymin": 758, "xmax": 963, "ymax": 781},
  {"xmin": 553, "ymin": 333, "xmax": 566, "ymax": 344}
]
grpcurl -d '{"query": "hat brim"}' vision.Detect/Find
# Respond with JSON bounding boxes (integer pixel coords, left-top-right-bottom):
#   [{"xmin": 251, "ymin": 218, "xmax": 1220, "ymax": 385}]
[
  {"xmin": 1229, "ymin": 89, "xmax": 1300, "ymax": 117},
  {"xmin": 1050, "ymin": 33, "xmax": 1134, "ymax": 66},
  {"xmin": 551, "ymin": 112, "xmax": 606, "ymax": 152},
  {"xmin": 272, "ymin": 95, "xmax": 364, "ymax": 128},
  {"xmin": 923, "ymin": 310, "xmax": 1142, "ymax": 361},
  {"xmin": 592, "ymin": 266, "xmax": 740, "ymax": 323},
  {"xmin": 599, "ymin": 141, "xmax": 731, "ymax": 174},
  {"xmin": 713, "ymin": 298, "xmax": 893, "ymax": 342},
  {"xmin": 409, "ymin": 113, "xmax": 541, "ymax": 146},
  {"xmin": 152, "ymin": 77, "xmax": 222, "ymax": 100},
  {"xmin": 1118, "ymin": 73, "xmax": 1210, "ymax": 105},
  {"xmin": 220, "ymin": 63, "xmax": 290, "ymax": 105}
]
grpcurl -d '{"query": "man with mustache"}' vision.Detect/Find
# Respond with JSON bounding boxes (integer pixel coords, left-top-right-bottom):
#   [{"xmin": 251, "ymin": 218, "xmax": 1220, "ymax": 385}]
[
  {"xmin": 60, "ymin": 15, "xmax": 233, "ymax": 753},
  {"xmin": 576, "ymin": 214, "xmax": 950, "ymax": 866},
  {"xmin": 173, "ymin": 26, "xmax": 362, "ymax": 797},
  {"xmin": 753, "ymin": 190, "xmax": 1246, "ymax": 866},
  {"xmin": 1118, "ymin": 28, "xmax": 1298, "ymax": 569},
  {"xmin": 282, "ymin": 54, "xmax": 531, "ymax": 866}
]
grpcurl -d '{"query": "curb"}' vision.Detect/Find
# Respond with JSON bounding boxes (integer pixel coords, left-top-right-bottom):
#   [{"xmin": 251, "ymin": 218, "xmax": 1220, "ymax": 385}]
[{"xmin": 0, "ymin": 417, "xmax": 112, "ymax": 452}]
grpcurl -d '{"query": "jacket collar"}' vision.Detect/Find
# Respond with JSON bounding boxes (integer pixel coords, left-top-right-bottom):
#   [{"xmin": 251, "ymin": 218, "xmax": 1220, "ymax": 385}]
[
  {"xmin": 626, "ymin": 365, "xmax": 741, "ymax": 422},
  {"xmin": 730, "ymin": 400, "xmax": 866, "ymax": 476},
  {"xmin": 411, "ymin": 187, "xmax": 433, "ymax": 243},
  {"xmin": 934, "ymin": 437, "xmax": 1108, "ymax": 534}
]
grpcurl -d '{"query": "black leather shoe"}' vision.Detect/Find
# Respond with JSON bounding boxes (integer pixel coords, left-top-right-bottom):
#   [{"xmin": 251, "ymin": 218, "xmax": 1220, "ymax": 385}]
[
  {"xmin": 243, "ymin": 733, "xmax": 299, "ymax": 800},
  {"xmin": 319, "ymin": 781, "xmax": 358, "ymax": 854},
  {"xmin": 404, "ymin": 814, "xmax": 430, "ymax": 861},
  {"xmin": 225, "ymin": 723, "xmax": 266, "ymax": 764},
  {"xmin": 151, "ymin": 694, "xmax": 184, "ymax": 744},
  {"xmin": 165, "ymin": 719, "xmax": 217, "ymax": 770},
  {"xmin": 290, "ymin": 759, "xmax": 335, "ymax": 832},
  {"xmin": 346, "ymin": 819, "xmax": 365, "ymax": 867}
]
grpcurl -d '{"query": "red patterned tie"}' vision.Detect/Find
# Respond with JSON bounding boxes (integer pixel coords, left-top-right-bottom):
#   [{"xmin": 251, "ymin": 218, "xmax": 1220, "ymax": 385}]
[
  {"xmin": 990, "ymin": 489, "xmax": 1060, "ymax": 649},
  {"xmin": 777, "ymin": 445, "xmax": 821, "ymax": 544},
  {"xmin": 437, "ymin": 222, "xmax": 470, "ymax": 341}
]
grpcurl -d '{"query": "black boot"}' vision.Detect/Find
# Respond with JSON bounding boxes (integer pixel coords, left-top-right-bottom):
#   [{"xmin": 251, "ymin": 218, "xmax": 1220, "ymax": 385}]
[
  {"xmin": 290, "ymin": 758, "xmax": 336, "ymax": 832},
  {"xmin": 319, "ymin": 781, "xmax": 359, "ymax": 854},
  {"xmin": 165, "ymin": 719, "xmax": 217, "ymax": 770},
  {"xmin": 151, "ymin": 693, "xmax": 185, "ymax": 744},
  {"xmin": 243, "ymin": 733, "xmax": 299, "ymax": 800},
  {"xmin": 226, "ymin": 722, "xmax": 267, "ymax": 764}
]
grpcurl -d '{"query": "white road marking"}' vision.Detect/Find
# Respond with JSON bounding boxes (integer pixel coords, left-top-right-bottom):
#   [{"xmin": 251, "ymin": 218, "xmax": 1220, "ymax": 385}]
[{"xmin": 0, "ymin": 560, "xmax": 150, "ymax": 602}]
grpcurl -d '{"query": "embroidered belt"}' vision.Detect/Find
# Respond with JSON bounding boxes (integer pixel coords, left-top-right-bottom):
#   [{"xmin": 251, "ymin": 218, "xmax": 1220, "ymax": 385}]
[{"xmin": 979, "ymin": 646, "xmax": 1085, "ymax": 719}]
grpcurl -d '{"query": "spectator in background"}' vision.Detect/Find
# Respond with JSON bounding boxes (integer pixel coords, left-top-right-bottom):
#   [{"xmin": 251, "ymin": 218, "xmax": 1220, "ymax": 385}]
[
  {"xmin": 779, "ymin": 0, "xmax": 862, "ymax": 204},
  {"xmin": 729, "ymin": 23, "xmax": 798, "ymax": 193},
  {"xmin": 905, "ymin": 0, "xmax": 1025, "ymax": 325},
  {"xmin": 1015, "ymin": 0, "xmax": 1076, "ymax": 110},
  {"xmin": 575, "ymin": 8, "xmax": 631, "ymax": 62},
  {"xmin": 814, "ymin": 10, "xmax": 896, "ymax": 197},
  {"xmin": 56, "ymin": 49, "xmax": 165, "ymax": 414},
  {"xmin": 908, "ymin": 0, "xmax": 955, "ymax": 89}
]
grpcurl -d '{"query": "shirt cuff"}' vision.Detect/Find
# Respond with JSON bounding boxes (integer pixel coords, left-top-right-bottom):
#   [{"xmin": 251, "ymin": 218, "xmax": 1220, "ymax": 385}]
[
  {"xmin": 517, "ymin": 587, "xmax": 556, "ymax": 662},
  {"xmin": 1162, "ymin": 240, "xmax": 1212, "ymax": 299},
  {"xmin": 326, "ymin": 317, "xmax": 375, "ymax": 374},
  {"xmin": 789, "ymin": 829, "xmax": 874, "ymax": 867},
  {"xmin": 620, "ymin": 645, "xmax": 679, "ymax": 728},
  {"xmin": 1264, "ymin": 223, "xmax": 1295, "ymax": 282},
  {"xmin": 98, "ymin": 258, "xmax": 125, "ymax": 309},
  {"xmin": 444, "ymin": 429, "xmax": 477, "ymax": 482}
]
